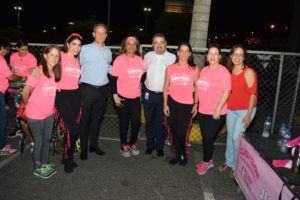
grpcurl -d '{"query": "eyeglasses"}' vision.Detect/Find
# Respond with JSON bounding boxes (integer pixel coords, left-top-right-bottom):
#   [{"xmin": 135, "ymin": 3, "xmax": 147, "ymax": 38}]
[{"xmin": 232, "ymin": 53, "xmax": 244, "ymax": 57}]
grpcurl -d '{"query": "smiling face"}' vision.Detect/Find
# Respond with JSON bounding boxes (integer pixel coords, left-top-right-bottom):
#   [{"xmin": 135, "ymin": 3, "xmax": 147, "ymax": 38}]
[
  {"xmin": 230, "ymin": 47, "xmax": 245, "ymax": 66},
  {"xmin": 177, "ymin": 45, "xmax": 191, "ymax": 63},
  {"xmin": 17, "ymin": 45, "xmax": 29, "ymax": 57},
  {"xmin": 152, "ymin": 36, "xmax": 167, "ymax": 55},
  {"xmin": 67, "ymin": 39, "xmax": 81, "ymax": 56},
  {"xmin": 44, "ymin": 47, "xmax": 60, "ymax": 71},
  {"xmin": 125, "ymin": 38, "xmax": 138, "ymax": 56},
  {"xmin": 93, "ymin": 25, "xmax": 107, "ymax": 46},
  {"xmin": 207, "ymin": 47, "xmax": 221, "ymax": 65}
]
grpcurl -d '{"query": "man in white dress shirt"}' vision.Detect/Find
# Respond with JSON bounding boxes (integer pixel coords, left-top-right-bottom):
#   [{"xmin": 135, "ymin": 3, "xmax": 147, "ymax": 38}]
[{"xmin": 143, "ymin": 33, "xmax": 176, "ymax": 156}]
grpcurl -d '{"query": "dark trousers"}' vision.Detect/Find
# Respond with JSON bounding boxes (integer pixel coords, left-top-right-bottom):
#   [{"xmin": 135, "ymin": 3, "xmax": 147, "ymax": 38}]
[
  {"xmin": 166, "ymin": 96, "xmax": 193, "ymax": 157},
  {"xmin": 55, "ymin": 89, "xmax": 81, "ymax": 160},
  {"xmin": 116, "ymin": 96, "xmax": 141, "ymax": 148},
  {"xmin": 198, "ymin": 113, "xmax": 226, "ymax": 162},
  {"xmin": 143, "ymin": 89, "xmax": 165, "ymax": 150},
  {"xmin": 80, "ymin": 84, "xmax": 108, "ymax": 152},
  {"xmin": 0, "ymin": 93, "xmax": 6, "ymax": 149}
]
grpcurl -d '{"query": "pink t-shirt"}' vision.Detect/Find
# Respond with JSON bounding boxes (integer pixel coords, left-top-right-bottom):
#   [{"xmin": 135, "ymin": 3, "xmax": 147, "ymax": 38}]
[
  {"xmin": 58, "ymin": 52, "xmax": 81, "ymax": 90},
  {"xmin": 197, "ymin": 65, "xmax": 231, "ymax": 115},
  {"xmin": 10, "ymin": 52, "xmax": 37, "ymax": 77},
  {"xmin": 111, "ymin": 54, "xmax": 144, "ymax": 98},
  {"xmin": 25, "ymin": 67, "xmax": 58, "ymax": 120},
  {"xmin": 167, "ymin": 64, "xmax": 197, "ymax": 104},
  {"xmin": 0, "ymin": 56, "xmax": 12, "ymax": 93}
]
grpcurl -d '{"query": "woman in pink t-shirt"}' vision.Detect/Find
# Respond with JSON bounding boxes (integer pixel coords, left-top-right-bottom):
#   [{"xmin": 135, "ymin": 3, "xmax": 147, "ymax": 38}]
[
  {"xmin": 9, "ymin": 39, "xmax": 37, "ymax": 149},
  {"xmin": 195, "ymin": 44, "xmax": 231, "ymax": 175},
  {"xmin": 110, "ymin": 36, "xmax": 144, "ymax": 157},
  {"xmin": 54, "ymin": 33, "xmax": 82, "ymax": 173},
  {"xmin": 22, "ymin": 45, "xmax": 61, "ymax": 179},
  {"xmin": 163, "ymin": 42, "xmax": 199, "ymax": 166}
]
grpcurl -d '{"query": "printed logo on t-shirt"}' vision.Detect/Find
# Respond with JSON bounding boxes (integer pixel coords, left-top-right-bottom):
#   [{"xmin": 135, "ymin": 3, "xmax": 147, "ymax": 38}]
[
  {"xmin": 170, "ymin": 72, "xmax": 191, "ymax": 86},
  {"xmin": 13, "ymin": 65, "xmax": 26, "ymax": 74},
  {"xmin": 41, "ymin": 80, "xmax": 57, "ymax": 96},
  {"xmin": 197, "ymin": 79, "xmax": 210, "ymax": 91},
  {"xmin": 65, "ymin": 61, "xmax": 80, "ymax": 78},
  {"xmin": 127, "ymin": 65, "xmax": 143, "ymax": 78}
]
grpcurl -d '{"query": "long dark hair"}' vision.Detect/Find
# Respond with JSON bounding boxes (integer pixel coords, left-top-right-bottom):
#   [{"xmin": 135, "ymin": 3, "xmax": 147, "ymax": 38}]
[
  {"xmin": 41, "ymin": 45, "xmax": 61, "ymax": 82},
  {"xmin": 62, "ymin": 33, "xmax": 82, "ymax": 54},
  {"xmin": 226, "ymin": 44, "xmax": 249, "ymax": 72},
  {"xmin": 175, "ymin": 42, "xmax": 196, "ymax": 69},
  {"xmin": 121, "ymin": 36, "xmax": 140, "ymax": 56}
]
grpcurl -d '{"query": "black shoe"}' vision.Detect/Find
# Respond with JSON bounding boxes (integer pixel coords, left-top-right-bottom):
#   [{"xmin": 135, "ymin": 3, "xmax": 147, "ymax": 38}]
[
  {"xmin": 145, "ymin": 148, "xmax": 155, "ymax": 155},
  {"xmin": 61, "ymin": 159, "xmax": 78, "ymax": 168},
  {"xmin": 169, "ymin": 157, "xmax": 179, "ymax": 165},
  {"xmin": 89, "ymin": 146, "xmax": 106, "ymax": 155},
  {"xmin": 80, "ymin": 151, "xmax": 88, "ymax": 160},
  {"xmin": 156, "ymin": 149, "xmax": 164, "ymax": 157},
  {"xmin": 178, "ymin": 155, "xmax": 187, "ymax": 166},
  {"xmin": 64, "ymin": 159, "xmax": 75, "ymax": 173}
]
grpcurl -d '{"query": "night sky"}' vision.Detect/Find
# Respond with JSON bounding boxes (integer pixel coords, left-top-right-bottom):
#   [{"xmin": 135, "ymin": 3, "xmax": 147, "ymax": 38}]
[{"xmin": 0, "ymin": 0, "xmax": 295, "ymax": 43}]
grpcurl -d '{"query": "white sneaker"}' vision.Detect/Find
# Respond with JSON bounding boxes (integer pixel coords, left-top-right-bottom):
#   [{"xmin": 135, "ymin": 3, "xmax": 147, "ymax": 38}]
[
  {"xmin": 129, "ymin": 143, "xmax": 140, "ymax": 156},
  {"xmin": 120, "ymin": 145, "xmax": 130, "ymax": 157}
]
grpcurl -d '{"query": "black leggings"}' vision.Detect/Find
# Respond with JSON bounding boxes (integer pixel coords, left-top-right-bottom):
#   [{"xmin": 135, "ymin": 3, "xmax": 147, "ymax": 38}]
[
  {"xmin": 166, "ymin": 96, "xmax": 193, "ymax": 158},
  {"xmin": 116, "ymin": 96, "xmax": 141, "ymax": 148},
  {"xmin": 198, "ymin": 113, "xmax": 226, "ymax": 162},
  {"xmin": 55, "ymin": 89, "xmax": 81, "ymax": 160}
]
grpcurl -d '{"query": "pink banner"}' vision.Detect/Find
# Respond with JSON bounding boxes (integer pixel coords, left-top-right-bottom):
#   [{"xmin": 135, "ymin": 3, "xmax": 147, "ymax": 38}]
[{"xmin": 234, "ymin": 135, "xmax": 295, "ymax": 200}]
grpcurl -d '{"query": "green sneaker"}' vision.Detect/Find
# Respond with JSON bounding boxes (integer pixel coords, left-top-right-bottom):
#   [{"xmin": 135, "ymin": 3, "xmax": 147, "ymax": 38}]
[
  {"xmin": 34, "ymin": 166, "xmax": 53, "ymax": 179},
  {"xmin": 42, "ymin": 163, "xmax": 57, "ymax": 176}
]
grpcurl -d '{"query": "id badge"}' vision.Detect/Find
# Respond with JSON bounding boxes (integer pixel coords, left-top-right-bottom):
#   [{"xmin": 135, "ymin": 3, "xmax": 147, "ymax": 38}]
[{"xmin": 145, "ymin": 92, "xmax": 149, "ymax": 100}]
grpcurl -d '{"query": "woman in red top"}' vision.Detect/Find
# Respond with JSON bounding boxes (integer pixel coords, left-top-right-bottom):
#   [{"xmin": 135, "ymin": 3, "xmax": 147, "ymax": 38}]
[{"xmin": 218, "ymin": 44, "xmax": 257, "ymax": 178}]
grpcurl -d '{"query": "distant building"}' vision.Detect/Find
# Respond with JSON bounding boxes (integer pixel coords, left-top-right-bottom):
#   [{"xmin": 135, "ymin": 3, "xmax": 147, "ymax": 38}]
[{"xmin": 165, "ymin": 0, "xmax": 194, "ymax": 13}]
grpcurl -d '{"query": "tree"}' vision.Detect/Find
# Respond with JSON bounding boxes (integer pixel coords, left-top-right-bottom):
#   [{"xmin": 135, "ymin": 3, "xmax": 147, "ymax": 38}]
[{"xmin": 189, "ymin": 0, "xmax": 212, "ymax": 48}]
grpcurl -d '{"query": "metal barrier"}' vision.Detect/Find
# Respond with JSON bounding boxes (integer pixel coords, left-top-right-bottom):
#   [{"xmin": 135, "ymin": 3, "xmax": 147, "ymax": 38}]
[{"xmin": 6, "ymin": 43, "xmax": 300, "ymax": 142}]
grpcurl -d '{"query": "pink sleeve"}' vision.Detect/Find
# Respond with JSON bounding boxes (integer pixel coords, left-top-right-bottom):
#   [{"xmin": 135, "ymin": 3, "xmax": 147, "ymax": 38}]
[
  {"xmin": 25, "ymin": 75, "xmax": 37, "ymax": 88},
  {"xmin": 111, "ymin": 57, "xmax": 121, "ymax": 77},
  {"xmin": 221, "ymin": 70, "xmax": 231, "ymax": 91},
  {"xmin": 0, "ymin": 59, "xmax": 12, "ymax": 78},
  {"xmin": 29, "ymin": 54, "xmax": 38, "ymax": 67}
]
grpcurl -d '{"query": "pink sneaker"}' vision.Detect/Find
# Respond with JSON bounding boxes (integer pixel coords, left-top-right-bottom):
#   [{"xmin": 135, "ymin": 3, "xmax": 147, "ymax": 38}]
[
  {"xmin": 195, "ymin": 160, "xmax": 214, "ymax": 175},
  {"xmin": 0, "ymin": 148, "xmax": 10, "ymax": 156},
  {"xmin": 129, "ymin": 143, "xmax": 140, "ymax": 156},
  {"xmin": 3, "ymin": 145, "xmax": 17, "ymax": 154},
  {"xmin": 286, "ymin": 136, "xmax": 300, "ymax": 148}
]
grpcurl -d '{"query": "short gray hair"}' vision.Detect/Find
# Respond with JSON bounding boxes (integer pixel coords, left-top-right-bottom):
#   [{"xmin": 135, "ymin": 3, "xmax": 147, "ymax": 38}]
[{"xmin": 93, "ymin": 23, "xmax": 108, "ymax": 33}]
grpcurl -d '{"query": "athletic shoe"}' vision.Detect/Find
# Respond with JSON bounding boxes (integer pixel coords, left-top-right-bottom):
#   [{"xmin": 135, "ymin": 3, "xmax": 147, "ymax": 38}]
[
  {"xmin": 286, "ymin": 136, "xmax": 300, "ymax": 148},
  {"xmin": 34, "ymin": 166, "xmax": 55, "ymax": 179},
  {"xmin": 129, "ymin": 144, "xmax": 140, "ymax": 156},
  {"xmin": 195, "ymin": 160, "xmax": 214, "ymax": 175},
  {"xmin": 120, "ymin": 145, "xmax": 130, "ymax": 157},
  {"xmin": 8, "ymin": 130, "xmax": 22, "ymax": 138},
  {"xmin": 0, "ymin": 147, "xmax": 10, "ymax": 156},
  {"xmin": 42, "ymin": 163, "xmax": 57, "ymax": 176}
]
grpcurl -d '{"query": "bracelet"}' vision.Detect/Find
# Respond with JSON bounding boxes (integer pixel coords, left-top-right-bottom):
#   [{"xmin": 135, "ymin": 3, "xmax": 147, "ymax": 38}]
[{"xmin": 194, "ymin": 103, "xmax": 198, "ymax": 105}]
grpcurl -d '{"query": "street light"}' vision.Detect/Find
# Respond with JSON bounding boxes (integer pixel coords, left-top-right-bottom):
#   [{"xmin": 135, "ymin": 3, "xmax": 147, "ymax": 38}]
[
  {"xmin": 143, "ymin": 7, "xmax": 151, "ymax": 32},
  {"xmin": 14, "ymin": 6, "xmax": 23, "ymax": 28}
]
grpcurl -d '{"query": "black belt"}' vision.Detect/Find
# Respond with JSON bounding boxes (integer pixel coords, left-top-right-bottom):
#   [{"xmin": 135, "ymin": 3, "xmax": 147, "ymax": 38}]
[
  {"xmin": 80, "ymin": 82, "xmax": 107, "ymax": 89},
  {"xmin": 147, "ymin": 89, "xmax": 162, "ymax": 94}
]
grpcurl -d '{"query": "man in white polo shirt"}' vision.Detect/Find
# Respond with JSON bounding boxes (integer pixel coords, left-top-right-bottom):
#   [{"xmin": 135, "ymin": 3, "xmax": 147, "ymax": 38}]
[{"xmin": 143, "ymin": 33, "xmax": 176, "ymax": 156}]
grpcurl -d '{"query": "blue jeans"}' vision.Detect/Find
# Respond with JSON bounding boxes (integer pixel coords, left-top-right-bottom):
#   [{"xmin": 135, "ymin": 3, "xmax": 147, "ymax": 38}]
[
  {"xmin": 0, "ymin": 92, "xmax": 6, "ymax": 149},
  {"xmin": 225, "ymin": 108, "xmax": 256, "ymax": 169}
]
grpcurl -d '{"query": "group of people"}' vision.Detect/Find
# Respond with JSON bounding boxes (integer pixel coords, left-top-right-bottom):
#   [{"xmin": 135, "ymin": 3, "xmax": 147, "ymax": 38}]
[{"xmin": 0, "ymin": 22, "xmax": 257, "ymax": 179}]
